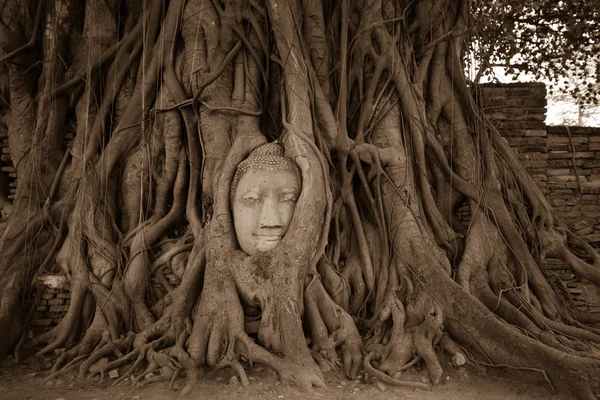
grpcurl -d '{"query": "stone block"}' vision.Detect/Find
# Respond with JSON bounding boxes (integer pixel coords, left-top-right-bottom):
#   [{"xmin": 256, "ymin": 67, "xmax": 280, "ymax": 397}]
[
  {"xmin": 520, "ymin": 152, "xmax": 548, "ymax": 160},
  {"xmin": 526, "ymin": 168, "xmax": 547, "ymax": 175},
  {"xmin": 573, "ymin": 152, "xmax": 596, "ymax": 159},
  {"xmin": 530, "ymin": 174, "xmax": 547, "ymax": 182},
  {"xmin": 548, "ymin": 151, "xmax": 572, "ymax": 159},
  {"xmin": 547, "ymin": 168, "xmax": 573, "ymax": 176},
  {"xmin": 551, "ymin": 198, "xmax": 578, "ymax": 207},
  {"xmin": 57, "ymin": 293, "xmax": 71, "ymax": 299},
  {"xmin": 548, "ymin": 175, "xmax": 577, "ymax": 183},
  {"xmin": 547, "ymin": 183, "xmax": 568, "ymax": 190},
  {"xmin": 523, "ymin": 129, "xmax": 547, "ymax": 137},
  {"xmin": 583, "ymin": 160, "xmax": 600, "ymax": 168},
  {"xmin": 581, "ymin": 195, "xmax": 599, "ymax": 201},
  {"xmin": 498, "ymin": 120, "xmax": 547, "ymax": 130},
  {"xmin": 550, "ymin": 189, "xmax": 576, "ymax": 195},
  {"xmin": 548, "ymin": 144, "xmax": 589, "ymax": 152},
  {"xmin": 41, "ymin": 293, "xmax": 55, "ymax": 300},
  {"xmin": 47, "ymin": 298, "xmax": 63, "ymax": 306},
  {"xmin": 582, "ymin": 205, "xmax": 600, "ymax": 217},
  {"xmin": 547, "ymin": 159, "xmax": 581, "ymax": 168},
  {"xmin": 548, "ymin": 135, "xmax": 589, "ymax": 144},
  {"xmin": 49, "ymin": 305, "xmax": 70, "ymax": 313},
  {"xmin": 535, "ymin": 181, "xmax": 547, "ymax": 191},
  {"xmin": 555, "ymin": 210, "xmax": 584, "ymax": 219}
]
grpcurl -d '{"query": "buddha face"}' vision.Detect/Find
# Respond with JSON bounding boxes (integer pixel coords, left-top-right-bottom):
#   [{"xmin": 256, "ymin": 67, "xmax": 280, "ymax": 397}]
[{"xmin": 232, "ymin": 168, "xmax": 301, "ymax": 255}]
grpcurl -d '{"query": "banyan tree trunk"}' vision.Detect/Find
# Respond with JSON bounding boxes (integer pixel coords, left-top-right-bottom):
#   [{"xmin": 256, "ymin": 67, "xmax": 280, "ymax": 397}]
[{"xmin": 0, "ymin": 0, "xmax": 598, "ymax": 398}]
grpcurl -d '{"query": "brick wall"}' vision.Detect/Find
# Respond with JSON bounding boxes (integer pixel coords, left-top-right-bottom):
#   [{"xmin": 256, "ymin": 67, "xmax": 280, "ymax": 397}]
[
  {"xmin": 479, "ymin": 82, "xmax": 600, "ymax": 318},
  {"xmin": 546, "ymin": 125, "xmax": 600, "ymax": 243},
  {"xmin": 30, "ymin": 275, "xmax": 71, "ymax": 332},
  {"xmin": 478, "ymin": 82, "xmax": 549, "ymax": 193},
  {"xmin": 479, "ymin": 82, "xmax": 600, "ymax": 246}
]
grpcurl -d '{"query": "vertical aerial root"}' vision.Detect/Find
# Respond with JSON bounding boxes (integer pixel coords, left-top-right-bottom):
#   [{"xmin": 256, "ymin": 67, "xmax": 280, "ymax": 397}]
[
  {"xmin": 305, "ymin": 278, "xmax": 363, "ymax": 378},
  {"xmin": 412, "ymin": 318, "xmax": 443, "ymax": 385}
]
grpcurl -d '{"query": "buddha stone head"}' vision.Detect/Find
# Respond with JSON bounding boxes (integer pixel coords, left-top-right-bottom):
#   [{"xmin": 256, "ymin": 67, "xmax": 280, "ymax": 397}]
[{"xmin": 231, "ymin": 142, "xmax": 302, "ymax": 255}]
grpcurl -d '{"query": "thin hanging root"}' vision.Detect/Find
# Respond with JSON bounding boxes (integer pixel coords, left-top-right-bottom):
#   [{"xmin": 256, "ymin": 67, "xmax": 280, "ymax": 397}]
[{"xmin": 363, "ymin": 352, "xmax": 431, "ymax": 390}]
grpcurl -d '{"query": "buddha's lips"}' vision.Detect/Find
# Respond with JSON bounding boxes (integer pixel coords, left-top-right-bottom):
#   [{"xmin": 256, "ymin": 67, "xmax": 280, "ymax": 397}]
[{"xmin": 254, "ymin": 234, "xmax": 283, "ymax": 241}]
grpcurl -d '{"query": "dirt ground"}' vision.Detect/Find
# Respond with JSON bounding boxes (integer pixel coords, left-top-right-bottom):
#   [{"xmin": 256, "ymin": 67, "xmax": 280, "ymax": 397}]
[{"xmin": 0, "ymin": 352, "xmax": 567, "ymax": 400}]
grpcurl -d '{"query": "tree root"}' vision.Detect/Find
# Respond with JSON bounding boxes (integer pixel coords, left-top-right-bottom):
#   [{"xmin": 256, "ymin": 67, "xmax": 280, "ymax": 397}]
[
  {"xmin": 363, "ymin": 352, "xmax": 431, "ymax": 390},
  {"xmin": 305, "ymin": 277, "xmax": 363, "ymax": 378}
]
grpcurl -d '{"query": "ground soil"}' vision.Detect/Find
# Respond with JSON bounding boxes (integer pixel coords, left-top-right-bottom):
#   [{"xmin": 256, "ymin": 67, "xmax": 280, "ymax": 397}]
[{"xmin": 0, "ymin": 351, "xmax": 567, "ymax": 400}]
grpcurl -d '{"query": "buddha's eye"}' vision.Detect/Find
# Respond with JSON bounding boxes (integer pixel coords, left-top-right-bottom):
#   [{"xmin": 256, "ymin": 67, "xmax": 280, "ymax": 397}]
[
  {"xmin": 280, "ymin": 193, "xmax": 298, "ymax": 202},
  {"xmin": 242, "ymin": 194, "xmax": 260, "ymax": 203}
]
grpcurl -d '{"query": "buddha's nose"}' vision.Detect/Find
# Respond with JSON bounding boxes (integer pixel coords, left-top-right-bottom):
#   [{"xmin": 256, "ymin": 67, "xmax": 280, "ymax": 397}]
[{"xmin": 259, "ymin": 197, "xmax": 282, "ymax": 228}]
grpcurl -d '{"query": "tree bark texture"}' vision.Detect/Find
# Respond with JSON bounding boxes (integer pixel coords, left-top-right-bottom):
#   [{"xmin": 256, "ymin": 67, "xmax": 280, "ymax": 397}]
[{"xmin": 0, "ymin": 0, "xmax": 598, "ymax": 398}]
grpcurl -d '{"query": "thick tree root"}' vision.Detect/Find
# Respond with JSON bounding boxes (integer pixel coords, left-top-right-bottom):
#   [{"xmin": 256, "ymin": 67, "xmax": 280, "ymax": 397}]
[{"xmin": 363, "ymin": 352, "xmax": 431, "ymax": 390}]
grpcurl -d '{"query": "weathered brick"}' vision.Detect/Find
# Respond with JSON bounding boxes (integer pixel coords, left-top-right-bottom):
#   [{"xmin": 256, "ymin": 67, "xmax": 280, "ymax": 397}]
[
  {"xmin": 47, "ymin": 298, "xmax": 63, "ymax": 306},
  {"xmin": 548, "ymin": 175, "xmax": 577, "ymax": 183},
  {"xmin": 550, "ymin": 189, "xmax": 576, "ymax": 195},
  {"xmin": 583, "ymin": 160, "xmax": 600, "ymax": 168},
  {"xmin": 548, "ymin": 151, "xmax": 572, "ymax": 159},
  {"xmin": 547, "ymin": 168, "xmax": 573, "ymax": 176},
  {"xmin": 523, "ymin": 129, "xmax": 547, "ymax": 137},
  {"xmin": 530, "ymin": 174, "xmax": 547, "ymax": 182},
  {"xmin": 573, "ymin": 152, "xmax": 596, "ymax": 159},
  {"xmin": 551, "ymin": 198, "xmax": 578, "ymax": 207},
  {"xmin": 520, "ymin": 152, "xmax": 548, "ymax": 160},
  {"xmin": 49, "ymin": 305, "xmax": 70, "ymax": 313},
  {"xmin": 547, "ymin": 144, "xmax": 589, "ymax": 152},
  {"xmin": 547, "ymin": 159, "xmax": 581, "ymax": 168}
]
